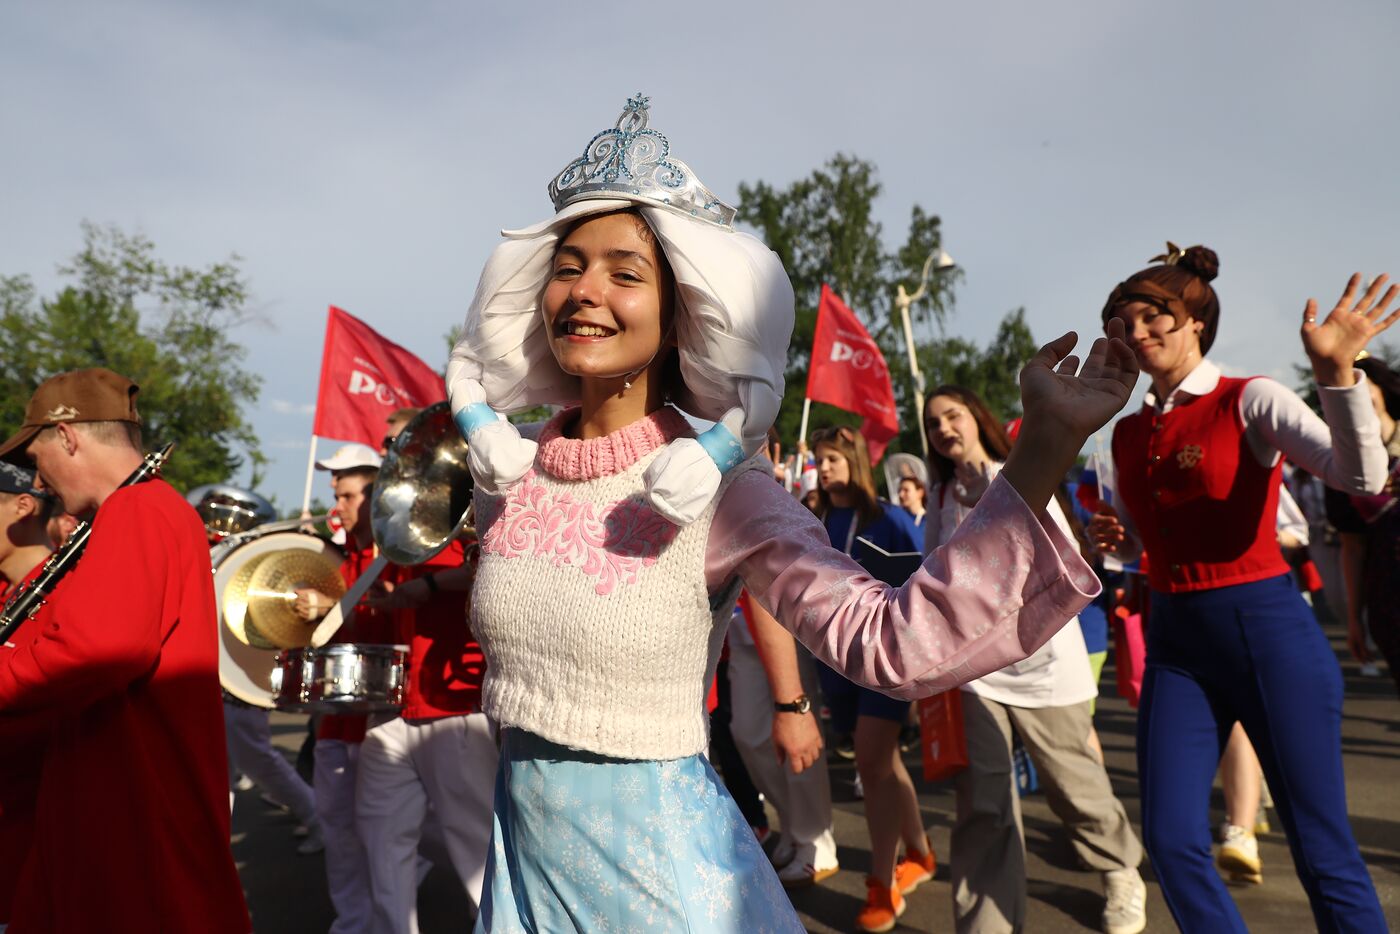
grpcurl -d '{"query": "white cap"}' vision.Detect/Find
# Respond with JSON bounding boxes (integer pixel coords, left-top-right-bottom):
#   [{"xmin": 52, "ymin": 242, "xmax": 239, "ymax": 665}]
[{"xmin": 314, "ymin": 443, "xmax": 382, "ymax": 473}]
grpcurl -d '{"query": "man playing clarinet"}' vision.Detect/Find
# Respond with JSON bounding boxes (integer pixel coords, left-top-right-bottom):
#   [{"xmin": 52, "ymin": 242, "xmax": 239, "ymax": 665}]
[{"xmin": 0, "ymin": 368, "xmax": 249, "ymax": 933}]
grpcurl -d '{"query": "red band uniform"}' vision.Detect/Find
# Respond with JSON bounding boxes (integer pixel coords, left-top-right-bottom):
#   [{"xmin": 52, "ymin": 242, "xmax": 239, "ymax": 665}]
[{"xmin": 0, "ymin": 482, "xmax": 250, "ymax": 933}]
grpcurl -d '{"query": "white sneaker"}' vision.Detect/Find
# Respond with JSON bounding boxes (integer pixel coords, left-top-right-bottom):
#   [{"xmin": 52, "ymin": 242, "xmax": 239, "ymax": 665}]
[
  {"xmin": 852, "ymin": 773, "xmax": 864, "ymax": 800},
  {"xmin": 296, "ymin": 821, "xmax": 325, "ymax": 856},
  {"xmin": 1359, "ymin": 662, "xmax": 1382, "ymax": 677},
  {"xmin": 776, "ymin": 842, "xmax": 839, "ymax": 889},
  {"xmin": 1217, "ymin": 823, "xmax": 1261, "ymax": 884},
  {"xmin": 1102, "ymin": 867, "xmax": 1147, "ymax": 934},
  {"xmin": 768, "ymin": 834, "xmax": 796, "ymax": 870},
  {"xmin": 232, "ymin": 773, "xmax": 254, "ymax": 792}
]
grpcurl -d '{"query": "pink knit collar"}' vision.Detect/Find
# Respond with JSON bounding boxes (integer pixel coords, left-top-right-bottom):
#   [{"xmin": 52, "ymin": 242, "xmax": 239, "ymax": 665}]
[{"xmin": 537, "ymin": 406, "xmax": 693, "ymax": 480}]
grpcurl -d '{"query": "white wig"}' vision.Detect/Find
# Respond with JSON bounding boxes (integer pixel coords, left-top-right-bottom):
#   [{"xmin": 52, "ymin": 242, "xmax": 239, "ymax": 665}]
[{"xmin": 446, "ymin": 97, "xmax": 794, "ymax": 525}]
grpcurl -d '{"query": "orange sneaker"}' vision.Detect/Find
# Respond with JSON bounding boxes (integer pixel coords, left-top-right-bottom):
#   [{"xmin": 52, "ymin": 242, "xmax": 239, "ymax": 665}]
[
  {"xmin": 857, "ymin": 877, "xmax": 906, "ymax": 933},
  {"xmin": 894, "ymin": 839, "xmax": 937, "ymax": 894}
]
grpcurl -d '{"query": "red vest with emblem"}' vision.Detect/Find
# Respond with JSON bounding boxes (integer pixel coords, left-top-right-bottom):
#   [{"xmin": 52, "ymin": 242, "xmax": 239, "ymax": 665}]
[{"xmin": 1113, "ymin": 375, "xmax": 1287, "ymax": 593}]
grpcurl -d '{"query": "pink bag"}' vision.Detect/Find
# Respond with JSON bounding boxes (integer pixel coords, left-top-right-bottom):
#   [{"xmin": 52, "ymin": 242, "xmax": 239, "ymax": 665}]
[{"xmin": 1112, "ymin": 606, "xmax": 1147, "ymax": 708}]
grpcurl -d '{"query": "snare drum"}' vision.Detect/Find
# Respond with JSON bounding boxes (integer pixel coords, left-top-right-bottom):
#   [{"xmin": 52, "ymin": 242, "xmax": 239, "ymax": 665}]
[{"xmin": 271, "ymin": 643, "xmax": 408, "ymax": 713}]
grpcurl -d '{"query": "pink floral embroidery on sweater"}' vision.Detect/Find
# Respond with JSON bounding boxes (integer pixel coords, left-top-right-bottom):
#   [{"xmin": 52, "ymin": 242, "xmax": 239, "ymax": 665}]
[{"xmin": 481, "ymin": 472, "xmax": 679, "ymax": 595}]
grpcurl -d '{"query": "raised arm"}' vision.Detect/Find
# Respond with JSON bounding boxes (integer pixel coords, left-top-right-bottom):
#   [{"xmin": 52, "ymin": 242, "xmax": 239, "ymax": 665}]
[
  {"xmin": 709, "ymin": 470, "xmax": 1100, "ymax": 699},
  {"xmin": 1240, "ymin": 377, "xmax": 1386, "ymax": 496}
]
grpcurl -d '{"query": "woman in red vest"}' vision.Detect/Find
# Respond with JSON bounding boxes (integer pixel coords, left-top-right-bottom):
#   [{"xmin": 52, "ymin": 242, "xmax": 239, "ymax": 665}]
[{"xmin": 1091, "ymin": 245, "xmax": 1396, "ymax": 933}]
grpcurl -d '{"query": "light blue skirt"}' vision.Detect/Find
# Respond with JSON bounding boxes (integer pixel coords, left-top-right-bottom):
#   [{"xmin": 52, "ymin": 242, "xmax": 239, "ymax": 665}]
[{"xmin": 476, "ymin": 729, "xmax": 804, "ymax": 933}]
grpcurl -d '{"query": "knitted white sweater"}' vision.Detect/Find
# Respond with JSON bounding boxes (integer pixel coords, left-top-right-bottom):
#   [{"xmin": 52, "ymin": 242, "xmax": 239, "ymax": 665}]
[{"xmin": 470, "ymin": 407, "xmax": 758, "ymax": 760}]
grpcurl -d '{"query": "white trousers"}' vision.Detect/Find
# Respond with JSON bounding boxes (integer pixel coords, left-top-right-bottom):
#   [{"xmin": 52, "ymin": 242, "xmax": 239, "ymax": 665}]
[
  {"xmin": 356, "ymin": 713, "xmax": 499, "ymax": 934},
  {"xmin": 316, "ymin": 739, "xmax": 374, "ymax": 934},
  {"xmin": 224, "ymin": 702, "xmax": 317, "ymax": 826},
  {"xmin": 727, "ymin": 636, "xmax": 838, "ymax": 864}
]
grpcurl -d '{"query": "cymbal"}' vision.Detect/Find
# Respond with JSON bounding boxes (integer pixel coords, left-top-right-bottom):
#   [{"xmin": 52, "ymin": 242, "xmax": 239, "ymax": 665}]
[
  {"xmin": 222, "ymin": 553, "xmax": 279, "ymax": 649},
  {"xmin": 243, "ymin": 550, "xmax": 346, "ymax": 650}
]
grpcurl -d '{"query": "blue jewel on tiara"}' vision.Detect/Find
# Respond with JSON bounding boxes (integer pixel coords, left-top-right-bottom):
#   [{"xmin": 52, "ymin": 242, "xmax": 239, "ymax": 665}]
[{"xmin": 547, "ymin": 94, "xmax": 736, "ymax": 228}]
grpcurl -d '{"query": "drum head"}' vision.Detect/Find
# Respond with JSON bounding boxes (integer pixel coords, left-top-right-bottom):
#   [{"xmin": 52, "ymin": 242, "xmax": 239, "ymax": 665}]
[{"xmin": 214, "ymin": 531, "xmax": 344, "ymax": 708}]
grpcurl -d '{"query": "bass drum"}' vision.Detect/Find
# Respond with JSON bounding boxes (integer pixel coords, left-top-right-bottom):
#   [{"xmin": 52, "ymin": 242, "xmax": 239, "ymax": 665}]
[{"xmin": 214, "ymin": 531, "xmax": 344, "ymax": 708}]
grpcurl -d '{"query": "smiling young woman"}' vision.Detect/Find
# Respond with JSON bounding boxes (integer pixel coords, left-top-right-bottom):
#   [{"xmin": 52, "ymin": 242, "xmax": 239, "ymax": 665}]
[
  {"xmin": 1092, "ymin": 244, "xmax": 1397, "ymax": 932},
  {"xmin": 442, "ymin": 95, "xmax": 1141, "ymax": 933},
  {"xmin": 542, "ymin": 210, "xmax": 679, "ymax": 436}
]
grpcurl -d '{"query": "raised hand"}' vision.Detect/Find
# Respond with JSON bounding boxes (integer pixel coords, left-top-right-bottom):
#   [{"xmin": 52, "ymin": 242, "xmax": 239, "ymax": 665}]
[
  {"xmin": 1019, "ymin": 318, "xmax": 1140, "ymax": 445},
  {"xmin": 1301, "ymin": 273, "xmax": 1400, "ymax": 386},
  {"xmin": 1001, "ymin": 320, "xmax": 1139, "ymax": 515}
]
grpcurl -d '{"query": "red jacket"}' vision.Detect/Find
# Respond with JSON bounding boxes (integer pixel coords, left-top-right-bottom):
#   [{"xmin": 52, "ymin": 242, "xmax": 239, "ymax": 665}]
[
  {"xmin": 401, "ymin": 539, "xmax": 484, "ymax": 721},
  {"xmin": 1114, "ymin": 376, "xmax": 1287, "ymax": 593},
  {"xmin": 0, "ymin": 481, "xmax": 249, "ymax": 933},
  {"xmin": 318, "ymin": 538, "xmax": 485, "ymax": 734},
  {"xmin": 317, "ymin": 537, "xmax": 406, "ymax": 744},
  {"xmin": 0, "ymin": 562, "xmax": 46, "ymax": 924}
]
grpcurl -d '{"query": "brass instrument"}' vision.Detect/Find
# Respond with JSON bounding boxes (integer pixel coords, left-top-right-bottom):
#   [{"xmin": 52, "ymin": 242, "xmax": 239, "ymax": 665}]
[
  {"xmin": 371, "ymin": 401, "xmax": 475, "ymax": 565},
  {"xmin": 186, "ymin": 484, "xmax": 277, "ymax": 538},
  {"xmin": 1, "ymin": 443, "xmax": 175, "ymax": 643}
]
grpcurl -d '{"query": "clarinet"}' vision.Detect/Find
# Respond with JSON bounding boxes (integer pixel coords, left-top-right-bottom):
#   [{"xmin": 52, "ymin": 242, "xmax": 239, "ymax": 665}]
[{"xmin": 0, "ymin": 442, "xmax": 175, "ymax": 643}]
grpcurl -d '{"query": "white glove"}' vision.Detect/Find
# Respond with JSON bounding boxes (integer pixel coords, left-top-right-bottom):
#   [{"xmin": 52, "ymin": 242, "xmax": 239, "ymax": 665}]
[
  {"xmin": 644, "ymin": 437, "xmax": 723, "ymax": 526},
  {"xmin": 467, "ymin": 419, "xmax": 538, "ymax": 495}
]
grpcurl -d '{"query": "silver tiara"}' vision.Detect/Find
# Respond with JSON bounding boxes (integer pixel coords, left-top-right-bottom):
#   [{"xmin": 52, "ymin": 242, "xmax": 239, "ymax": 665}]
[{"xmin": 547, "ymin": 94, "xmax": 735, "ymax": 228}]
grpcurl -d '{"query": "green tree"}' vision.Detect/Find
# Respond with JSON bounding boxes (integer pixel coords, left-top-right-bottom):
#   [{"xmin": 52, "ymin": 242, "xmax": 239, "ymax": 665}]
[
  {"xmin": 737, "ymin": 155, "xmax": 1028, "ymax": 455},
  {"xmin": 0, "ymin": 222, "xmax": 264, "ymax": 492},
  {"xmin": 921, "ymin": 308, "xmax": 1038, "ymax": 420}
]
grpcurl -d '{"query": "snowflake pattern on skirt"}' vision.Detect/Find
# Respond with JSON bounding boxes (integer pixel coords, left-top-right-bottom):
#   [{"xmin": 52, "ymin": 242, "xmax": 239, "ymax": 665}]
[{"xmin": 476, "ymin": 729, "xmax": 804, "ymax": 934}]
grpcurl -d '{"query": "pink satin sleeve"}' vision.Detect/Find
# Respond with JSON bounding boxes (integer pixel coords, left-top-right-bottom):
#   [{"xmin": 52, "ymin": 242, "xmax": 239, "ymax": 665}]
[{"xmin": 705, "ymin": 471, "xmax": 1102, "ymax": 699}]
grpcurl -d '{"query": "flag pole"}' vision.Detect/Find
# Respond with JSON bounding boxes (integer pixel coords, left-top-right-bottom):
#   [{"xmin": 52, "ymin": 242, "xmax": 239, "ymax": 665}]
[
  {"xmin": 300, "ymin": 435, "xmax": 319, "ymax": 517},
  {"xmin": 798, "ymin": 397, "xmax": 812, "ymax": 447}
]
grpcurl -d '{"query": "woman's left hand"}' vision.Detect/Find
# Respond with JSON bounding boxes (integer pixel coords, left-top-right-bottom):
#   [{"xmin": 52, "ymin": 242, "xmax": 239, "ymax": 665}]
[{"xmin": 1301, "ymin": 273, "xmax": 1400, "ymax": 386}]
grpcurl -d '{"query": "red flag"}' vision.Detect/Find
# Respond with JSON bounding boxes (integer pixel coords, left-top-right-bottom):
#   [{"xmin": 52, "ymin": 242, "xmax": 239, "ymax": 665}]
[
  {"xmin": 312, "ymin": 306, "xmax": 446, "ymax": 445},
  {"xmin": 806, "ymin": 285, "xmax": 900, "ymax": 461}
]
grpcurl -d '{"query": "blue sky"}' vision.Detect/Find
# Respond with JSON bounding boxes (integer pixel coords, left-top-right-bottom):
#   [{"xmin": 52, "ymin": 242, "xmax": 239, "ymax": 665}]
[{"xmin": 3, "ymin": 0, "xmax": 1397, "ymax": 507}]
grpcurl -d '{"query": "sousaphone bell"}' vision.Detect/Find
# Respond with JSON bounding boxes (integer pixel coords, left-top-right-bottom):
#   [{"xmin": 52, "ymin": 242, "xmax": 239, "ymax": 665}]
[{"xmin": 371, "ymin": 401, "xmax": 475, "ymax": 565}]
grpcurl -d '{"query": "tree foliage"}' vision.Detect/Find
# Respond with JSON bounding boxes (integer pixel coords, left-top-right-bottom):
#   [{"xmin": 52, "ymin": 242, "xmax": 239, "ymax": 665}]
[
  {"xmin": 737, "ymin": 155, "xmax": 1030, "ymax": 454},
  {"xmin": 0, "ymin": 222, "xmax": 264, "ymax": 492},
  {"xmin": 920, "ymin": 308, "xmax": 1038, "ymax": 420}
]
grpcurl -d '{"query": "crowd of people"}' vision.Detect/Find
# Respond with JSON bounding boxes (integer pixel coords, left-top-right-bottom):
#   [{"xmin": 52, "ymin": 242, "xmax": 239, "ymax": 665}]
[{"xmin": 1, "ymin": 93, "xmax": 1396, "ymax": 934}]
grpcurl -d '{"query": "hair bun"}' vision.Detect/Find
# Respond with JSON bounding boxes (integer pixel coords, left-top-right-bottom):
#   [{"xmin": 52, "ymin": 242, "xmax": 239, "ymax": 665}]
[{"xmin": 1178, "ymin": 245, "xmax": 1219, "ymax": 283}]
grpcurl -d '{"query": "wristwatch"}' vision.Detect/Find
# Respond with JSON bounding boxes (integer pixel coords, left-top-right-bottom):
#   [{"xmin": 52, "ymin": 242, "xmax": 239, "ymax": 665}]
[{"xmin": 774, "ymin": 693, "xmax": 811, "ymax": 715}]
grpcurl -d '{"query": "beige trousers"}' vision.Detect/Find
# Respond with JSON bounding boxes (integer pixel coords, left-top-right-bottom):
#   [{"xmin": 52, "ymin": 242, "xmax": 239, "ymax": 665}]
[{"xmin": 951, "ymin": 693, "xmax": 1142, "ymax": 934}]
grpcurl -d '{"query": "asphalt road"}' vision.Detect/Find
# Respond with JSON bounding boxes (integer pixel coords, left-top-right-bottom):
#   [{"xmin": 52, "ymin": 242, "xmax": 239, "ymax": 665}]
[{"xmin": 232, "ymin": 621, "xmax": 1399, "ymax": 932}]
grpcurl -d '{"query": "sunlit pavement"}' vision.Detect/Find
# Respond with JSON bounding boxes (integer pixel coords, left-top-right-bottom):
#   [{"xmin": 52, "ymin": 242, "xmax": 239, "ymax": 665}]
[{"xmin": 233, "ymin": 621, "xmax": 1398, "ymax": 932}]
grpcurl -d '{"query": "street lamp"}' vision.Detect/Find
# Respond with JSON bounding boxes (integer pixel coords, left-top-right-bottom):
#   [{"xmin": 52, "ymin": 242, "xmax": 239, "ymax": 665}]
[{"xmin": 894, "ymin": 248, "xmax": 956, "ymax": 456}]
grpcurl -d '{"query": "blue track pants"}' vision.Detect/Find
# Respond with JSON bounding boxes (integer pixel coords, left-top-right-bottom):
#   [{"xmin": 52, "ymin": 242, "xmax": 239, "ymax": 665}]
[{"xmin": 1138, "ymin": 575, "xmax": 1385, "ymax": 932}]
